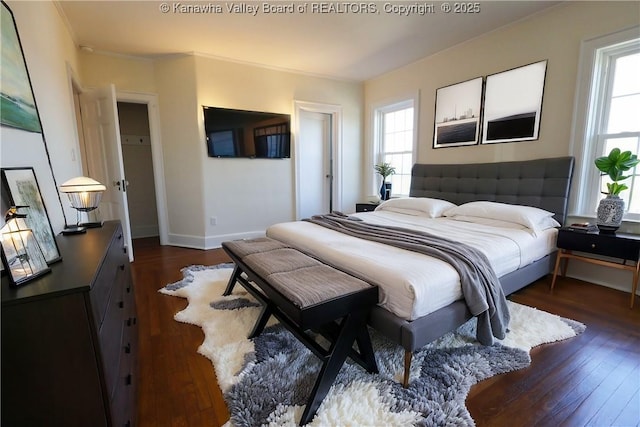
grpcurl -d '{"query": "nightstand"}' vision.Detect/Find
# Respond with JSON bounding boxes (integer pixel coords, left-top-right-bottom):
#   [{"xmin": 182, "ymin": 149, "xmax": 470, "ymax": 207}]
[
  {"xmin": 356, "ymin": 202, "xmax": 379, "ymax": 213},
  {"xmin": 551, "ymin": 227, "xmax": 640, "ymax": 308}
]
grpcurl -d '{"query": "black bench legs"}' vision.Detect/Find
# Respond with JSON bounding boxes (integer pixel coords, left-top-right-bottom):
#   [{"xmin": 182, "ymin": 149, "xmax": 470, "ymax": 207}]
[{"xmin": 301, "ymin": 308, "xmax": 377, "ymax": 425}]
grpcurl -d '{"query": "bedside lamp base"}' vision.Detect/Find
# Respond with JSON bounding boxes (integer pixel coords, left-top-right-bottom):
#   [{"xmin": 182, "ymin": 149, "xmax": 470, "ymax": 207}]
[{"xmin": 62, "ymin": 225, "xmax": 87, "ymax": 235}]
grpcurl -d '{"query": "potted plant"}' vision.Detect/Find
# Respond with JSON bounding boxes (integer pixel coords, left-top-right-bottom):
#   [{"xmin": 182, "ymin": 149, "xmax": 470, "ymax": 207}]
[
  {"xmin": 594, "ymin": 147, "xmax": 639, "ymax": 233},
  {"xmin": 374, "ymin": 162, "xmax": 396, "ymax": 200}
]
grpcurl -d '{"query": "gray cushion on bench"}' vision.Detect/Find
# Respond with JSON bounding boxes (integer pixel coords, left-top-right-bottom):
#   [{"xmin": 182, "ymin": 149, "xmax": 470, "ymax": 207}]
[
  {"xmin": 225, "ymin": 238, "xmax": 374, "ymax": 309},
  {"xmin": 223, "ymin": 237, "xmax": 289, "ymax": 258},
  {"xmin": 244, "ymin": 248, "xmax": 321, "ymax": 277},
  {"xmin": 268, "ymin": 265, "xmax": 372, "ymax": 308}
]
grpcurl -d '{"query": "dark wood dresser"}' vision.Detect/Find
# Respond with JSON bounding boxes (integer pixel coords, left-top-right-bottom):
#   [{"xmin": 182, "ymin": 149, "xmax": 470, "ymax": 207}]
[{"xmin": 1, "ymin": 221, "xmax": 138, "ymax": 427}]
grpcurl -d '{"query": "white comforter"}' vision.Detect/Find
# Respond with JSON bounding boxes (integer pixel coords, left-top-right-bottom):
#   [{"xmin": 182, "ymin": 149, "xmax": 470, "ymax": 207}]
[{"xmin": 266, "ymin": 210, "xmax": 557, "ymax": 321}]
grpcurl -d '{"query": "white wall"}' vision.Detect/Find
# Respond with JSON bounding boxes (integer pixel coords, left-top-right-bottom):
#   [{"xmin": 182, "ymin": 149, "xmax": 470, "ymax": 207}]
[
  {"xmin": 79, "ymin": 51, "xmax": 363, "ymax": 248},
  {"xmin": 365, "ymin": 1, "xmax": 640, "ymax": 171},
  {"xmin": 153, "ymin": 55, "xmax": 206, "ymax": 246},
  {"xmin": 193, "ymin": 55, "xmax": 363, "ymax": 248},
  {"xmin": 1, "ymin": 1, "xmax": 82, "ymax": 231}
]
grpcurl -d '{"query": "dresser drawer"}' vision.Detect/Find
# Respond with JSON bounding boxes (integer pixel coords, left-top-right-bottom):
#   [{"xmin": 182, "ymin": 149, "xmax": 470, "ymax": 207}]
[
  {"xmin": 111, "ymin": 366, "xmax": 135, "ymax": 427},
  {"xmin": 124, "ymin": 274, "xmax": 138, "ymax": 366},
  {"xmin": 111, "ymin": 323, "xmax": 136, "ymax": 427},
  {"xmin": 98, "ymin": 276, "xmax": 125, "ymax": 401},
  {"xmin": 90, "ymin": 230, "xmax": 127, "ymax": 326},
  {"xmin": 557, "ymin": 231, "xmax": 640, "ymax": 261}
]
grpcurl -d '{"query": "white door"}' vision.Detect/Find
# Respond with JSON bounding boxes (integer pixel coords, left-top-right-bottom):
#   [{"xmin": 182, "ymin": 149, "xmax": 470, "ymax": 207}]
[
  {"xmin": 79, "ymin": 84, "xmax": 134, "ymax": 261},
  {"xmin": 298, "ymin": 111, "xmax": 332, "ymax": 218}
]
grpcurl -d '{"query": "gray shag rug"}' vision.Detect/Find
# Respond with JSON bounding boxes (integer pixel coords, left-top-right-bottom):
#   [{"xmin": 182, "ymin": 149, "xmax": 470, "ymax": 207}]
[{"xmin": 160, "ymin": 264, "xmax": 585, "ymax": 426}]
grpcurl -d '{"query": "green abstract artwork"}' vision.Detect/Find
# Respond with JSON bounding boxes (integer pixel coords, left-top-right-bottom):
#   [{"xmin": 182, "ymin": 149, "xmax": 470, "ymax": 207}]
[{"xmin": 1, "ymin": 2, "xmax": 41, "ymax": 133}]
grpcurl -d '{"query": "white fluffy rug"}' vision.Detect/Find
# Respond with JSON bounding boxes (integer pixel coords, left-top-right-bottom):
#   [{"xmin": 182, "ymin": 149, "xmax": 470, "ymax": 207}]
[{"xmin": 160, "ymin": 264, "xmax": 585, "ymax": 426}]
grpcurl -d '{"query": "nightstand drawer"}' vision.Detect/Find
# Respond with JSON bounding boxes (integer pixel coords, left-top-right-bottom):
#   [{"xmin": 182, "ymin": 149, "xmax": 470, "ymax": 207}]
[
  {"xmin": 557, "ymin": 231, "xmax": 640, "ymax": 261},
  {"xmin": 356, "ymin": 203, "xmax": 379, "ymax": 213}
]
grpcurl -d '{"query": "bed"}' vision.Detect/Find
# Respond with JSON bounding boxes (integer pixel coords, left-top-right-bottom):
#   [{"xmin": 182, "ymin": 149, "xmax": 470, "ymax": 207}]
[{"xmin": 266, "ymin": 156, "xmax": 575, "ymax": 386}]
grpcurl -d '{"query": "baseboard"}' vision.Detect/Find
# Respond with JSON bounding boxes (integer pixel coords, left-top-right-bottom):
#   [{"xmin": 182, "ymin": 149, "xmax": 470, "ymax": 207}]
[
  {"xmin": 167, "ymin": 230, "xmax": 266, "ymax": 250},
  {"xmin": 204, "ymin": 230, "xmax": 266, "ymax": 249},
  {"xmin": 166, "ymin": 233, "xmax": 207, "ymax": 249}
]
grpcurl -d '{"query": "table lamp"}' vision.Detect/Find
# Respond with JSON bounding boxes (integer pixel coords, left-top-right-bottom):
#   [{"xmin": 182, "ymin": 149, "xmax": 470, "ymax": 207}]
[{"xmin": 59, "ymin": 176, "xmax": 106, "ymax": 234}]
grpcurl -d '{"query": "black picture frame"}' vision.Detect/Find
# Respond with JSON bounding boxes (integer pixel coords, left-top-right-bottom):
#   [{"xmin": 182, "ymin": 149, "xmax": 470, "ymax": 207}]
[
  {"xmin": 1, "ymin": 167, "xmax": 61, "ymax": 264},
  {"xmin": 433, "ymin": 77, "xmax": 484, "ymax": 148},
  {"xmin": 0, "ymin": 224, "xmax": 50, "ymax": 286},
  {"xmin": 481, "ymin": 60, "xmax": 548, "ymax": 144}
]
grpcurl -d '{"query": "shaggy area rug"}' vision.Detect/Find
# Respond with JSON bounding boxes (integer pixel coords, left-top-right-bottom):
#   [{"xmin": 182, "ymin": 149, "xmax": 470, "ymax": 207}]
[{"xmin": 160, "ymin": 264, "xmax": 585, "ymax": 426}]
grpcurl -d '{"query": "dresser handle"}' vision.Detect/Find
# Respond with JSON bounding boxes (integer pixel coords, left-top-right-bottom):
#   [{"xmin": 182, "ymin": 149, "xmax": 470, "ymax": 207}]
[
  {"xmin": 591, "ymin": 243, "xmax": 596, "ymax": 249},
  {"xmin": 126, "ymin": 285, "xmax": 131, "ymax": 293},
  {"xmin": 125, "ymin": 374, "xmax": 132, "ymax": 386},
  {"xmin": 119, "ymin": 264, "xmax": 125, "ymax": 271},
  {"xmin": 127, "ymin": 317, "xmax": 132, "ymax": 327},
  {"xmin": 125, "ymin": 343, "xmax": 131, "ymax": 354},
  {"xmin": 118, "ymin": 301, "xmax": 124, "ymax": 309}
]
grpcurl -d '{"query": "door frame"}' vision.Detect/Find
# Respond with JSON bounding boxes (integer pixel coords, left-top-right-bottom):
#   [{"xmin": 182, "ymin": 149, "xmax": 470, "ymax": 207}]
[
  {"xmin": 116, "ymin": 91, "xmax": 169, "ymax": 246},
  {"xmin": 66, "ymin": 65, "xmax": 168, "ymax": 248},
  {"xmin": 293, "ymin": 100, "xmax": 343, "ymax": 219}
]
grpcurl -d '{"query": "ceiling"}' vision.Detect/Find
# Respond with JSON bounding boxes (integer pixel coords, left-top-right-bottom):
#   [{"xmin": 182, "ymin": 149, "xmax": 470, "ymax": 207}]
[{"xmin": 57, "ymin": 0, "xmax": 561, "ymax": 81}]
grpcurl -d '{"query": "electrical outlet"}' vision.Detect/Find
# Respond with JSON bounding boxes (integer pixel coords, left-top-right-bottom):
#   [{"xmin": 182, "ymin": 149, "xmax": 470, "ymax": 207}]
[{"xmin": 210, "ymin": 216, "xmax": 217, "ymax": 226}]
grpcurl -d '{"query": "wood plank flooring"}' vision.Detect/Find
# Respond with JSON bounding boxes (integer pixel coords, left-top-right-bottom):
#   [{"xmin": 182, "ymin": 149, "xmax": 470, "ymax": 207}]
[{"xmin": 131, "ymin": 237, "xmax": 640, "ymax": 426}]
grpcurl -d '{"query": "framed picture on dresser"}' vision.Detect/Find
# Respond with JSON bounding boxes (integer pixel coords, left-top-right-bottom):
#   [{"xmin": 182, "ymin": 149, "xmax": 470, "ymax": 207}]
[{"xmin": 1, "ymin": 167, "xmax": 61, "ymax": 264}]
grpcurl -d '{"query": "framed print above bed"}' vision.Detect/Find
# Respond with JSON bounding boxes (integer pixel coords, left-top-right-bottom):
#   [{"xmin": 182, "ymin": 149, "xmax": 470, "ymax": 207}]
[
  {"xmin": 1, "ymin": 167, "xmax": 61, "ymax": 264},
  {"xmin": 433, "ymin": 76, "xmax": 483, "ymax": 148},
  {"xmin": 481, "ymin": 60, "xmax": 548, "ymax": 145}
]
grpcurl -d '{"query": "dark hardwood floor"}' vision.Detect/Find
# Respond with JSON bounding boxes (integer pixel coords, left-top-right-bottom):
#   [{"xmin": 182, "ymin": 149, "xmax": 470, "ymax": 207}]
[{"xmin": 131, "ymin": 237, "xmax": 640, "ymax": 427}]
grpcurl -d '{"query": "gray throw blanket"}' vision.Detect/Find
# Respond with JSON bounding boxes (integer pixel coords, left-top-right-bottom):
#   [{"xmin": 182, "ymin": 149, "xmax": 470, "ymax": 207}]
[{"xmin": 304, "ymin": 212, "xmax": 510, "ymax": 345}]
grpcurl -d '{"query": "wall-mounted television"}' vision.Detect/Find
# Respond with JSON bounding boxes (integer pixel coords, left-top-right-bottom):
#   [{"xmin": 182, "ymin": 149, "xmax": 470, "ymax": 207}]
[{"xmin": 203, "ymin": 106, "xmax": 291, "ymax": 158}]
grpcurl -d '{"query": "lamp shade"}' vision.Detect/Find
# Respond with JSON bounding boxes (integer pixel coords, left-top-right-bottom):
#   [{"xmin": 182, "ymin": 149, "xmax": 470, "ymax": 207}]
[{"xmin": 59, "ymin": 176, "xmax": 106, "ymax": 212}]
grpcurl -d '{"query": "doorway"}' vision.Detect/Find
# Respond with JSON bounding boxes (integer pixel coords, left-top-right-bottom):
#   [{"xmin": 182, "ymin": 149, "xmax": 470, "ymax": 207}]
[
  {"xmin": 294, "ymin": 101, "xmax": 343, "ymax": 219},
  {"xmin": 117, "ymin": 102, "xmax": 159, "ymax": 239},
  {"xmin": 297, "ymin": 111, "xmax": 332, "ymax": 218},
  {"xmin": 69, "ymin": 74, "xmax": 169, "ymax": 258}
]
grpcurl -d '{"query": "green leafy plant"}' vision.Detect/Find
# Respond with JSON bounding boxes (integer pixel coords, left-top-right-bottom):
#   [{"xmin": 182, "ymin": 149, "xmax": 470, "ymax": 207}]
[
  {"xmin": 594, "ymin": 147, "xmax": 640, "ymax": 196},
  {"xmin": 374, "ymin": 162, "xmax": 396, "ymax": 182}
]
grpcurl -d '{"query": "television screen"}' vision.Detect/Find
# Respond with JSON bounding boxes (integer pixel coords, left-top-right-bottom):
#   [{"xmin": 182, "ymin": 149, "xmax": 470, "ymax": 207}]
[{"xmin": 203, "ymin": 106, "xmax": 291, "ymax": 158}]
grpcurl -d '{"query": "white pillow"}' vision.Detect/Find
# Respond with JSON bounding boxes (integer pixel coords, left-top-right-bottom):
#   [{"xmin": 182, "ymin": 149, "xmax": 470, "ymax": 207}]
[
  {"xmin": 445, "ymin": 215, "xmax": 528, "ymax": 230},
  {"xmin": 443, "ymin": 201, "xmax": 560, "ymax": 233},
  {"xmin": 374, "ymin": 197, "xmax": 456, "ymax": 218}
]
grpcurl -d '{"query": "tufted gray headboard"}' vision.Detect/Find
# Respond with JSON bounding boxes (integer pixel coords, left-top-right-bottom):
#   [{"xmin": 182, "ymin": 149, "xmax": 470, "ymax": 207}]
[{"xmin": 410, "ymin": 156, "xmax": 575, "ymax": 225}]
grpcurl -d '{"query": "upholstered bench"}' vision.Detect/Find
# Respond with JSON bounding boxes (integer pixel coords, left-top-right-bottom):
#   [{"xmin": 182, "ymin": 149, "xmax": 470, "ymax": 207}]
[{"xmin": 221, "ymin": 237, "xmax": 379, "ymax": 425}]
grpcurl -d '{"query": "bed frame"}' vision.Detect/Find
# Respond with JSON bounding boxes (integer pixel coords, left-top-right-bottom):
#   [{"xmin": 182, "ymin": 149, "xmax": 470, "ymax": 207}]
[{"xmin": 367, "ymin": 156, "xmax": 575, "ymax": 387}]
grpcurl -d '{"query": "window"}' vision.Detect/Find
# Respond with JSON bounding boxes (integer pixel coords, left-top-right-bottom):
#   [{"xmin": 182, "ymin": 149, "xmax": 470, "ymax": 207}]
[
  {"xmin": 373, "ymin": 97, "xmax": 417, "ymax": 197},
  {"xmin": 572, "ymin": 27, "xmax": 640, "ymax": 221}
]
